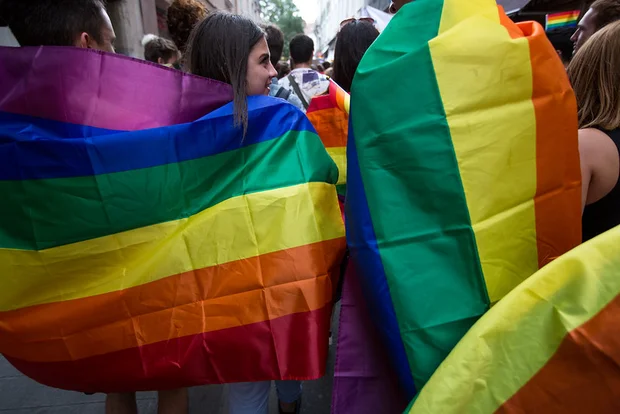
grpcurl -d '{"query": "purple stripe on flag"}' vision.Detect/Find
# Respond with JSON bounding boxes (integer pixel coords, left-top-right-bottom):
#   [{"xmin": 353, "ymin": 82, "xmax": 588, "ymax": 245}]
[
  {"xmin": 0, "ymin": 46, "xmax": 233, "ymax": 131},
  {"xmin": 332, "ymin": 264, "xmax": 408, "ymax": 414}
]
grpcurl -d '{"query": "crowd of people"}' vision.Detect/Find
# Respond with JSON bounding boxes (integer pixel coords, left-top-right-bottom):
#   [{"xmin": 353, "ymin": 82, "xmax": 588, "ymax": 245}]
[{"xmin": 2, "ymin": 0, "xmax": 620, "ymax": 413}]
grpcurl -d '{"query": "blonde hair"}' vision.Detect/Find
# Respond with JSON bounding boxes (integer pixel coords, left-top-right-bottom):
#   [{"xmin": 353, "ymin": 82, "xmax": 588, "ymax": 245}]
[{"xmin": 568, "ymin": 21, "xmax": 620, "ymax": 130}]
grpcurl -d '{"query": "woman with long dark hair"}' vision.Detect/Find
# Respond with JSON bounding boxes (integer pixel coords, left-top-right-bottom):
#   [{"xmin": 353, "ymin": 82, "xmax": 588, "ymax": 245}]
[
  {"xmin": 568, "ymin": 21, "xmax": 620, "ymax": 240},
  {"xmin": 186, "ymin": 12, "xmax": 302, "ymax": 414},
  {"xmin": 332, "ymin": 19, "xmax": 380, "ymax": 93},
  {"xmin": 186, "ymin": 12, "xmax": 277, "ymax": 134}
]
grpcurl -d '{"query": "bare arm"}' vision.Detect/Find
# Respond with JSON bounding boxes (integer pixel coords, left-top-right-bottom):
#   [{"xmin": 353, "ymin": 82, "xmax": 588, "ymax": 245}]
[{"xmin": 578, "ymin": 128, "xmax": 620, "ymax": 211}]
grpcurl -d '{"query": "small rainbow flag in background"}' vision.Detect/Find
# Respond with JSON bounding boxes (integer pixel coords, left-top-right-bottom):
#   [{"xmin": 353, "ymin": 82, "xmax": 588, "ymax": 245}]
[
  {"xmin": 0, "ymin": 46, "xmax": 346, "ymax": 393},
  {"xmin": 546, "ymin": 10, "xmax": 580, "ymax": 30},
  {"xmin": 306, "ymin": 81, "xmax": 350, "ymax": 199},
  {"xmin": 346, "ymin": 0, "xmax": 581, "ymax": 402},
  {"xmin": 411, "ymin": 225, "xmax": 620, "ymax": 413}
]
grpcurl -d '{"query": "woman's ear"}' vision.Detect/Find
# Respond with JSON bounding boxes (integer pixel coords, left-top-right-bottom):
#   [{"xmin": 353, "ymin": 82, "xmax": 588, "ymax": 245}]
[{"xmin": 158, "ymin": 57, "xmax": 165, "ymax": 65}]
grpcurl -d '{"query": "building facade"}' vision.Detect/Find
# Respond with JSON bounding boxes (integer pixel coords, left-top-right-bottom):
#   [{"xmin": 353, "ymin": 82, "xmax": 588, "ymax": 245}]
[
  {"xmin": 315, "ymin": 0, "xmax": 391, "ymax": 54},
  {"xmin": 235, "ymin": 0, "xmax": 262, "ymax": 21},
  {"xmin": 109, "ymin": 0, "xmax": 240, "ymax": 58}
]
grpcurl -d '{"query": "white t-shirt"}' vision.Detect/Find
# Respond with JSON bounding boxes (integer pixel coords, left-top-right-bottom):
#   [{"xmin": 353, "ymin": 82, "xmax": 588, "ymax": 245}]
[{"xmin": 279, "ymin": 68, "xmax": 330, "ymax": 107}]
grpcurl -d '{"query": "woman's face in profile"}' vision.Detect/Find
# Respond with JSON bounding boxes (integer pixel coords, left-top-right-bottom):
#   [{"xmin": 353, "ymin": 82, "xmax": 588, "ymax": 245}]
[{"xmin": 246, "ymin": 37, "xmax": 278, "ymax": 96}]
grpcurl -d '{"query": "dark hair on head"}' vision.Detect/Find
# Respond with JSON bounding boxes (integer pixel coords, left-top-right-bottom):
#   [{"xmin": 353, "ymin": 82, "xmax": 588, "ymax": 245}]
[
  {"xmin": 0, "ymin": 0, "xmax": 107, "ymax": 46},
  {"xmin": 277, "ymin": 62, "xmax": 291, "ymax": 79},
  {"xmin": 317, "ymin": 64, "xmax": 325, "ymax": 72},
  {"xmin": 546, "ymin": 27, "xmax": 574, "ymax": 64},
  {"xmin": 333, "ymin": 20, "xmax": 379, "ymax": 93},
  {"xmin": 187, "ymin": 12, "xmax": 265, "ymax": 133},
  {"xmin": 142, "ymin": 35, "xmax": 179, "ymax": 64},
  {"xmin": 322, "ymin": 61, "xmax": 332, "ymax": 70},
  {"xmin": 167, "ymin": 0, "xmax": 208, "ymax": 53},
  {"xmin": 591, "ymin": 0, "xmax": 620, "ymax": 31},
  {"xmin": 263, "ymin": 24, "xmax": 284, "ymax": 67},
  {"xmin": 289, "ymin": 34, "xmax": 314, "ymax": 64}
]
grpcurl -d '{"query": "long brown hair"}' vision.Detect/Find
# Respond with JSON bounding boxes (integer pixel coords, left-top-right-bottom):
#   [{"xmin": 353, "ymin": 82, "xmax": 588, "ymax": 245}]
[
  {"xmin": 568, "ymin": 21, "xmax": 620, "ymax": 130},
  {"xmin": 186, "ymin": 12, "xmax": 264, "ymax": 133}
]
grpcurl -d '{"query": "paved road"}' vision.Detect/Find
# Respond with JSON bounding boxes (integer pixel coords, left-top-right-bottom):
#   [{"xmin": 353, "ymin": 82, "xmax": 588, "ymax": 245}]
[{"xmin": 0, "ymin": 308, "xmax": 338, "ymax": 414}]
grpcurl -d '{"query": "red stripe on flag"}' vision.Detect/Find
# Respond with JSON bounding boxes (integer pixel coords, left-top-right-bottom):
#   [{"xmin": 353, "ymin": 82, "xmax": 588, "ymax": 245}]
[
  {"xmin": 5, "ymin": 306, "xmax": 332, "ymax": 393},
  {"xmin": 547, "ymin": 11, "xmax": 579, "ymax": 20}
]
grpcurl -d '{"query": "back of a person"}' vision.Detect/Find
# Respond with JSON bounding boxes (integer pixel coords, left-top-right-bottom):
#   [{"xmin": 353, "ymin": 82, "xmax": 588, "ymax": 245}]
[
  {"xmin": 280, "ymin": 67, "xmax": 330, "ymax": 104},
  {"xmin": 279, "ymin": 34, "xmax": 329, "ymax": 109},
  {"xmin": 568, "ymin": 21, "xmax": 620, "ymax": 242},
  {"xmin": 582, "ymin": 128, "xmax": 620, "ymax": 241},
  {"xmin": 332, "ymin": 19, "xmax": 380, "ymax": 93}
]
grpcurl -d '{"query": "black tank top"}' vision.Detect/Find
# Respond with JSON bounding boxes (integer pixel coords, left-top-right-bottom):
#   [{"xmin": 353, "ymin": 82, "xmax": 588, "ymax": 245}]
[{"xmin": 582, "ymin": 129, "xmax": 620, "ymax": 241}]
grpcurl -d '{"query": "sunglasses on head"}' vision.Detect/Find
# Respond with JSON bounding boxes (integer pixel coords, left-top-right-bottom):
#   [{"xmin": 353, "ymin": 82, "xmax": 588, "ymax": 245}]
[{"xmin": 340, "ymin": 17, "xmax": 376, "ymax": 29}]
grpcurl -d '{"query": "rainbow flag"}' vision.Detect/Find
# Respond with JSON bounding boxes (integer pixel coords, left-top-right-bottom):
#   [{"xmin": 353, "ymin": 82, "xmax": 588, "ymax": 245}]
[
  {"xmin": 411, "ymin": 225, "xmax": 620, "ymax": 413},
  {"xmin": 306, "ymin": 81, "xmax": 350, "ymax": 199},
  {"xmin": 346, "ymin": 0, "xmax": 581, "ymax": 399},
  {"xmin": 0, "ymin": 46, "xmax": 346, "ymax": 393},
  {"xmin": 546, "ymin": 10, "xmax": 580, "ymax": 30}
]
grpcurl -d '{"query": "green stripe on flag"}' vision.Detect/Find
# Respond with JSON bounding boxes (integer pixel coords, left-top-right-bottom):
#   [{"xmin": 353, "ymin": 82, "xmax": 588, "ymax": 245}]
[
  {"xmin": 0, "ymin": 130, "xmax": 337, "ymax": 250},
  {"xmin": 351, "ymin": 0, "xmax": 489, "ymax": 389}
]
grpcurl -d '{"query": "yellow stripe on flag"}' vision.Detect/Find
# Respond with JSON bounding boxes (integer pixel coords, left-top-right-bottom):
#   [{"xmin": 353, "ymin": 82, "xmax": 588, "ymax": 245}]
[
  {"xmin": 326, "ymin": 147, "xmax": 347, "ymax": 185},
  {"xmin": 431, "ymin": 0, "xmax": 539, "ymax": 302},
  {"xmin": 0, "ymin": 182, "xmax": 345, "ymax": 311}
]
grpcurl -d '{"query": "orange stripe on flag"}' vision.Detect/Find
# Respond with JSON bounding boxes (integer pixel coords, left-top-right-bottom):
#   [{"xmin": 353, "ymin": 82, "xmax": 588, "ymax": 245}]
[
  {"xmin": 498, "ymin": 7, "xmax": 522, "ymax": 39},
  {"xmin": 497, "ymin": 294, "xmax": 620, "ymax": 413},
  {"xmin": 519, "ymin": 21, "xmax": 581, "ymax": 267},
  {"xmin": 0, "ymin": 238, "xmax": 344, "ymax": 363},
  {"xmin": 306, "ymin": 107, "xmax": 349, "ymax": 148}
]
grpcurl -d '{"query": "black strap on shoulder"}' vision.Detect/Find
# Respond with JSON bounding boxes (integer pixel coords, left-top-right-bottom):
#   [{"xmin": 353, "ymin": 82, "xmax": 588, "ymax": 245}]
[
  {"xmin": 275, "ymin": 86, "xmax": 291, "ymax": 100},
  {"xmin": 287, "ymin": 74, "xmax": 309, "ymax": 109}
]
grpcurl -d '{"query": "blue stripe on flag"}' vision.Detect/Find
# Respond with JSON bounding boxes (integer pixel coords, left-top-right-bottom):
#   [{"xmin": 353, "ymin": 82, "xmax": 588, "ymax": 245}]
[
  {"xmin": 345, "ymin": 114, "xmax": 417, "ymax": 399},
  {"xmin": 0, "ymin": 96, "xmax": 312, "ymax": 180}
]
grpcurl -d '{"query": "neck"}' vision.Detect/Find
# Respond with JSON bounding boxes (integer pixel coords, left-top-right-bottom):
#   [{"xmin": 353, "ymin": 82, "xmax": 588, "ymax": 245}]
[{"xmin": 293, "ymin": 62, "xmax": 312, "ymax": 69}]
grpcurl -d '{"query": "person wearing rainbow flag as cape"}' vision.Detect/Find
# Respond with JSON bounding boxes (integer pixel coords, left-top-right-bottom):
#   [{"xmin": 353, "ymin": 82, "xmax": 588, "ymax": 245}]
[
  {"xmin": 0, "ymin": 3, "xmax": 346, "ymax": 414},
  {"xmin": 329, "ymin": 0, "xmax": 620, "ymax": 412}
]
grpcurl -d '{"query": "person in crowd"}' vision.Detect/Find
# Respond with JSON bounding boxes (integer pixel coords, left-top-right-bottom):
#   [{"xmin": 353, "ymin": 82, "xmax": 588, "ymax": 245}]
[
  {"xmin": 1, "ymin": 1, "xmax": 189, "ymax": 412},
  {"xmin": 389, "ymin": 0, "xmax": 411, "ymax": 13},
  {"xmin": 317, "ymin": 63, "xmax": 325, "ymax": 74},
  {"xmin": 167, "ymin": 0, "xmax": 207, "ymax": 54},
  {"xmin": 186, "ymin": 15, "xmax": 302, "ymax": 414},
  {"xmin": 0, "ymin": 0, "xmax": 116, "ymax": 52},
  {"xmin": 279, "ymin": 34, "xmax": 330, "ymax": 110},
  {"xmin": 547, "ymin": 27, "xmax": 574, "ymax": 68},
  {"xmin": 568, "ymin": 21, "xmax": 620, "ymax": 241},
  {"xmin": 332, "ymin": 19, "xmax": 380, "ymax": 93},
  {"xmin": 571, "ymin": 0, "xmax": 620, "ymax": 55},
  {"xmin": 263, "ymin": 24, "xmax": 304, "ymax": 111},
  {"xmin": 142, "ymin": 34, "xmax": 180, "ymax": 67},
  {"xmin": 277, "ymin": 61, "xmax": 292, "ymax": 79},
  {"xmin": 325, "ymin": 67, "xmax": 334, "ymax": 78},
  {"xmin": 322, "ymin": 61, "xmax": 332, "ymax": 71}
]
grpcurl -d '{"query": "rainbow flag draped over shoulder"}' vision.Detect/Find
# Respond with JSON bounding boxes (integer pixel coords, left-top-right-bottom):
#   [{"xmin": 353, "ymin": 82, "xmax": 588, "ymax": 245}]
[
  {"xmin": 306, "ymin": 81, "xmax": 350, "ymax": 199},
  {"xmin": 0, "ymin": 46, "xmax": 346, "ymax": 393},
  {"xmin": 346, "ymin": 0, "xmax": 581, "ymax": 399},
  {"xmin": 411, "ymin": 225, "xmax": 620, "ymax": 413}
]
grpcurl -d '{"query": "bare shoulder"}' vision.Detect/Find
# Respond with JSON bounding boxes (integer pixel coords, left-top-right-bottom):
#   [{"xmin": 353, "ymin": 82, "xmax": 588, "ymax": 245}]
[
  {"xmin": 580, "ymin": 128, "xmax": 620, "ymax": 205},
  {"xmin": 578, "ymin": 128, "xmax": 619, "ymax": 161}
]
